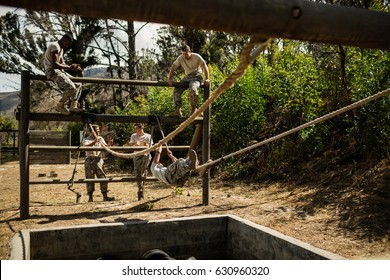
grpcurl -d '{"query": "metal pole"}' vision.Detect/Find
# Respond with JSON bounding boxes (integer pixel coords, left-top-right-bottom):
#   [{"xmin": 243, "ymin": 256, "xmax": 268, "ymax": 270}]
[{"xmin": 19, "ymin": 71, "xmax": 30, "ymax": 219}]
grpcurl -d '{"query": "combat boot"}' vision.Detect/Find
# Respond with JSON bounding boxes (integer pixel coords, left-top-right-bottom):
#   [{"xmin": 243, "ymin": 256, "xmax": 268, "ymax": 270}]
[
  {"xmin": 190, "ymin": 105, "xmax": 197, "ymax": 115},
  {"xmin": 137, "ymin": 183, "xmax": 145, "ymax": 200},
  {"xmin": 137, "ymin": 190, "xmax": 144, "ymax": 201},
  {"xmin": 56, "ymin": 101, "xmax": 71, "ymax": 115},
  {"xmin": 69, "ymin": 100, "xmax": 85, "ymax": 113},
  {"xmin": 170, "ymin": 105, "xmax": 183, "ymax": 117},
  {"xmin": 102, "ymin": 191, "xmax": 115, "ymax": 201},
  {"xmin": 188, "ymin": 149, "xmax": 198, "ymax": 170}
]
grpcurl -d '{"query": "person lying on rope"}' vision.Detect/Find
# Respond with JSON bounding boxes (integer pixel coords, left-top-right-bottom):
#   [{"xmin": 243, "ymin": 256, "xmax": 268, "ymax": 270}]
[{"xmin": 151, "ymin": 145, "xmax": 198, "ymax": 185}]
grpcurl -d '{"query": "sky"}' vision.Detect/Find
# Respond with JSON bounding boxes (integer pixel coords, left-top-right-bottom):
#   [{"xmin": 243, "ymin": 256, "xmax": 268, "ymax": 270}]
[{"xmin": 0, "ymin": 5, "xmax": 163, "ymax": 92}]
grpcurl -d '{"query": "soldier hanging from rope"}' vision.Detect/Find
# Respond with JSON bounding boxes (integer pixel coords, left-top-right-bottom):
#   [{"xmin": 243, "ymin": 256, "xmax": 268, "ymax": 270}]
[{"xmin": 151, "ymin": 145, "xmax": 198, "ymax": 186}]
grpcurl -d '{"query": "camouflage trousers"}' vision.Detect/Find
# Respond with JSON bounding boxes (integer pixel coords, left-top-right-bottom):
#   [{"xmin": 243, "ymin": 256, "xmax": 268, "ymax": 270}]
[
  {"xmin": 173, "ymin": 72, "xmax": 203, "ymax": 107},
  {"xmin": 45, "ymin": 68, "xmax": 82, "ymax": 103},
  {"xmin": 84, "ymin": 156, "xmax": 108, "ymax": 194},
  {"xmin": 133, "ymin": 154, "xmax": 151, "ymax": 190},
  {"xmin": 165, "ymin": 158, "xmax": 191, "ymax": 186}
]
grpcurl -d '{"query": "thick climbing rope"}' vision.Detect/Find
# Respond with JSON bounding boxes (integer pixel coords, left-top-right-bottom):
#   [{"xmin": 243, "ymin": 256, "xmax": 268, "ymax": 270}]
[
  {"xmin": 195, "ymin": 88, "xmax": 390, "ymax": 175},
  {"xmin": 93, "ymin": 35, "xmax": 272, "ymax": 159}
]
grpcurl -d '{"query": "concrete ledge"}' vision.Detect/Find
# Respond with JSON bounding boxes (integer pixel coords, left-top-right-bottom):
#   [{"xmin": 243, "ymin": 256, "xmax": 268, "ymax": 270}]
[{"xmin": 9, "ymin": 214, "xmax": 344, "ymax": 260}]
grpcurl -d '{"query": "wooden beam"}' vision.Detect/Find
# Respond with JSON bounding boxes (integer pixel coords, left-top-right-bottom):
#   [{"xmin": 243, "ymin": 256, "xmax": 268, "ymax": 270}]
[
  {"xmin": 0, "ymin": 0, "xmax": 389, "ymax": 50},
  {"xmin": 19, "ymin": 71, "xmax": 30, "ymax": 219},
  {"xmin": 30, "ymin": 177, "xmax": 158, "ymax": 184},
  {"xmin": 29, "ymin": 145, "xmax": 190, "ymax": 151},
  {"xmin": 202, "ymin": 85, "xmax": 211, "ymax": 206},
  {"xmin": 30, "ymin": 74, "xmax": 200, "ymax": 88},
  {"xmin": 15, "ymin": 112, "xmax": 203, "ymax": 124}
]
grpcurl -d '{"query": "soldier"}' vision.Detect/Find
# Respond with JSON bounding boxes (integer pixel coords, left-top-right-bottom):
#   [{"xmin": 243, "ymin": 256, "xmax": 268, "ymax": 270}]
[
  {"xmin": 167, "ymin": 44, "xmax": 210, "ymax": 116},
  {"xmin": 128, "ymin": 123, "xmax": 153, "ymax": 200},
  {"xmin": 82, "ymin": 125, "xmax": 114, "ymax": 202},
  {"xmin": 43, "ymin": 32, "xmax": 84, "ymax": 115},
  {"xmin": 151, "ymin": 145, "xmax": 198, "ymax": 186}
]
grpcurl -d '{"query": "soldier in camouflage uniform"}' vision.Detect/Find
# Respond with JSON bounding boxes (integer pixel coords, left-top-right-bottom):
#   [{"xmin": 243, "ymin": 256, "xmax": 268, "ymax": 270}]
[
  {"xmin": 151, "ymin": 145, "xmax": 198, "ymax": 186},
  {"xmin": 43, "ymin": 32, "xmax": 84, "ymax": 115},
  {"xmin": 167, "ymin": 45, "xmax": 210, "ymax": 116},
  {"xmin": 128, "ymin": 123, "xmax": 153, "ymax": 200},
  {"xmin": 82, "ymin": 125, "xmax": 114, "ymax": 202}
]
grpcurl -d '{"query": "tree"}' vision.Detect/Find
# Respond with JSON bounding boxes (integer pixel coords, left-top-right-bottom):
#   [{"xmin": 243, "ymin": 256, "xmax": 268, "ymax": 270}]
[{"xmin": 0, "ymin": 11, "xmax": 102, "ymax": 74}]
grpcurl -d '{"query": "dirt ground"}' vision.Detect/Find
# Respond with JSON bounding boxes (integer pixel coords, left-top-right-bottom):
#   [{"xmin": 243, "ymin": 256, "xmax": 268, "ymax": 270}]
[{"xmin": 0, "ymin": 158, "xmax": 389, "ymax": 260}]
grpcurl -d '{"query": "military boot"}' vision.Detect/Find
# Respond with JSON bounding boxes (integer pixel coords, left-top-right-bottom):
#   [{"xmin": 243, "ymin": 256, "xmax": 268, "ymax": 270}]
[
  {"xmin": 190, "ymin": 105, "xmax": 197, "ymax": 115},
  {"xmin": 102, "ymin": 191, "xmax": 115, "ymax": 201},
  {"xmin": 170, "ymin": 105, "xmax": 183, "ymax": 117},
  {"xmin": 56, "ymin": 101, "xmax": 71, "ymax": 115},
  {"xmin": 69, "ymin": 100, "xmax": 85, "ymax": 113},
  {"xmin": 137, "ymin": 190, "xmax": 144, "ymax": 201},
  {"xmin": 88, "ymin": 192, "xmax": 93, "ymax": 202}
]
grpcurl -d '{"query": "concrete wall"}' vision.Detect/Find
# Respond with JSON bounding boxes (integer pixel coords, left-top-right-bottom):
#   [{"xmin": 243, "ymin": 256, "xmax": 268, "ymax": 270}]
[
  {"xmin": 9, "ymin": 215, "xmax": 344, "ymax": 260},
  {"xmin": 226, "ymin": 215, "xmax": 344, "ymax": 260}
]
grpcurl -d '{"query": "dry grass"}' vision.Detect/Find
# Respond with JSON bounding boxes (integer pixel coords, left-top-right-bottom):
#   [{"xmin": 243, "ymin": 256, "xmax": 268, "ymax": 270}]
[{"xmin": 0, "ymin": 158, "xmax": 389, "ymax": 260}]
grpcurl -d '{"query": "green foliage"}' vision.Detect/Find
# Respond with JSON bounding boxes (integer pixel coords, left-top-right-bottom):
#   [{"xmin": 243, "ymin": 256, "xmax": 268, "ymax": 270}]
[
  {"xmin": 211, "ymin": 57, "xmax": 267, "ymax": 157},
  {"xmin": 0, "ymin": 115, "xmax": 17, "ymax": 130},
  {"xmin": 210, "ymin": 38, "xmax": 389, "ymax": 180}
]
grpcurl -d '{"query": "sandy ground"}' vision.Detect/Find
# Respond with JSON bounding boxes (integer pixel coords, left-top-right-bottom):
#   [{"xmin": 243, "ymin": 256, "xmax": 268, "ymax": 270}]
[{"xmin": 0, "ymin": 159, "xmax": 389, "ymax": 260}]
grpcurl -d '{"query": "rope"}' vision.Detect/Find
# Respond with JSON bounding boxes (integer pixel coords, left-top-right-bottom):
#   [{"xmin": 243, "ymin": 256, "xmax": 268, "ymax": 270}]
[
  {"xmin": 67, "ymin": 124, "xmax": 88, "ymax": 202},
  {"xmin": 196, "ymin": 88, "xmax": 390, "ymax": 175},
  {"xmin": 155, "ymin": 114, "xmax": 171, "ymax": 153},
  {"xmin": 92, "ymin": 36, "xmax": 272, "ymax": 159}
]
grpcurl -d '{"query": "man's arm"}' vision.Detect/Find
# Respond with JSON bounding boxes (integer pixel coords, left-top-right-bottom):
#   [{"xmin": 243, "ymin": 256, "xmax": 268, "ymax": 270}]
[
  {"xmin": 202, "ymin": 62, "xmax": 210, "ymax": 87},
  {"xmin": 167, "ymin": 63, "xmax": 179, "ymax": 86},
  {"xmin": 51, "ymin": 51, "xmax": 82, "ymax": 72},
  {"xmin": 153, "ymin": 145, "xmax": 163, "ymax": 164},
  {"xmin": 167, "ymin": 149, "xmax": 177, "ymax": 163}
]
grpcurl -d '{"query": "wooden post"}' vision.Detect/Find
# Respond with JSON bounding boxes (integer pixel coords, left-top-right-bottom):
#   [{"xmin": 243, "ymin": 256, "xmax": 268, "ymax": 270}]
[
  {"xmin": 13, "ymin": 130, "xmax": 17, "ymax": 156},
  {"xmin": 19, "ymin": 71, "xmax": 30, "ymax": 219},
  {"xmin": 202, "ymin": 85, "xmax": 211, "ymax": 205},
  {"xmin": 189, "ymin": 124, "xmax": 203, "ymax": 152}
]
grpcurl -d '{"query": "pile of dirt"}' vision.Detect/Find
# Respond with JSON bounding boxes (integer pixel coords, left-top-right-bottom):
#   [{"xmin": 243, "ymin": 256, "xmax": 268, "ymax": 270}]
[{"xmin": 0, "ymin": 158, "xmax": 389, "ymax": 260}]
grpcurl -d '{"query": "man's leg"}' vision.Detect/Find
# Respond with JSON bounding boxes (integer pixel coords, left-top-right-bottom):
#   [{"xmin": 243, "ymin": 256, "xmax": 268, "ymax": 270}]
[
  {"xmin": 52, "ymin": 71, "xmax": 83, "ymax": 114},
  {"xmin": 134, "ymin": 156, "xmax": 148, "ymax": 200},
  {"xmin": 96, "ymin": 158, "xmax": 114, "ymax": 201},
  {"xmin": 84, "ymin": 158, "xmax": 96, "ymax": 202},
  {"xmin": 171, "ymin": 87, "xmax": 185, "ymax": 117},
  {"xmin": 165, "ymin": 158, "xmax": 191, "ymax": 184},
  {"xmin": 188, "ymin": 78, "xmax": 201, "ymax": 115}
]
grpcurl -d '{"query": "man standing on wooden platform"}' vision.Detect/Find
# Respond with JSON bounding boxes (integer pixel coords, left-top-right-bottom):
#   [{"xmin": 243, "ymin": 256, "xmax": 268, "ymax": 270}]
[{"xmin": 167, "ymin": 44, "xmax": 210, "ymax": 117}]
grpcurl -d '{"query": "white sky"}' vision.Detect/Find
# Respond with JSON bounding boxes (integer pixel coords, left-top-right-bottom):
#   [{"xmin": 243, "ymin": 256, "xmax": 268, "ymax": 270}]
[{"xmin": 0, "ymin": 5, "xmax": 163, "ymax": 92}]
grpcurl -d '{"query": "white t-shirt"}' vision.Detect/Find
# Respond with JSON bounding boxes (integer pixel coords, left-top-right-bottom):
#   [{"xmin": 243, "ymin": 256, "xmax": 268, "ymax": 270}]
[
  {"xmin": 150, "ymin": 162, "xmax": 170, "ymax": 185},
  {"xmin": 173, "ymin": 53, "xmax": 205, "ymax": 76},
  {"xmin": 129, "ymin": 132, "xmax": 153, "ymax": 147},
  {"xmin": 43, "ymin": 42, "xmax": 63, "ymax": 70},
  {"xmin": 82, "ymin": 136, "xmax": 107, "ymax": 157}
]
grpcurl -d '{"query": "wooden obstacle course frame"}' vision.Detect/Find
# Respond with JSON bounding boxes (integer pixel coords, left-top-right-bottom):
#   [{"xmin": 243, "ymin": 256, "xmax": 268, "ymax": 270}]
[{"xmin": 17, "ymin": 71, "xmax": 211, "ymax": 219}]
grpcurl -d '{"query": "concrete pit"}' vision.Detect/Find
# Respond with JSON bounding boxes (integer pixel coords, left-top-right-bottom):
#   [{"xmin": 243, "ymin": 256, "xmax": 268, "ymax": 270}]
[{"xmin": 9, "ymin": 214, "xmax": 344, "ymax": 260}]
